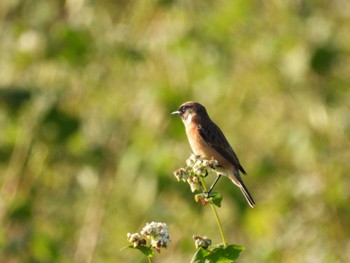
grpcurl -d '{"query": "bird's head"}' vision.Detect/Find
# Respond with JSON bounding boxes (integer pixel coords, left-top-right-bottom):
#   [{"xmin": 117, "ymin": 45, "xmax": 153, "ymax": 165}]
[{"xmin": 171, "ymin": 101, "xmax": 208, "ymax": 124}]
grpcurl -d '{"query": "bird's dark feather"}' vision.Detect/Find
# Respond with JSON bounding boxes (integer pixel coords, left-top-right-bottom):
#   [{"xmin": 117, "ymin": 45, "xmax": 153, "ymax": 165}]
[{"xmin": 197, "ymin": 122, "xmax": 247, "ymax": 175}]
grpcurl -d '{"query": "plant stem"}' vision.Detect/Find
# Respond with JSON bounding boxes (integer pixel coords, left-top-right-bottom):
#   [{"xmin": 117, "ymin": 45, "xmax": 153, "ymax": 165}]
[
  {"xmin": 147, "ymin": 256, "xmax": 152, "ymax": 263},
  {"xmin": 210, "ymin": 202, "xmax": 227, "ymax": 247},
  {"xmin": 200, "ymin": 177, "xmax": 227, "ymax": 247}
]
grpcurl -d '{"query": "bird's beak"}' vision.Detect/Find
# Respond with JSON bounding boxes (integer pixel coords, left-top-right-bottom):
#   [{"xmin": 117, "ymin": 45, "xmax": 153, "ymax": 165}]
[{"xmin": 171, "ymin": 110, "xmax": 181, "ymax": 115}]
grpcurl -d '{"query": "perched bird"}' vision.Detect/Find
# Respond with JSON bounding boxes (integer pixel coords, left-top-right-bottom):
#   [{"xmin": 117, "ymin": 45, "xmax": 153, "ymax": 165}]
[{"xmin": 172, "ymin": 101, "xmax": 255, "ymax": 208}]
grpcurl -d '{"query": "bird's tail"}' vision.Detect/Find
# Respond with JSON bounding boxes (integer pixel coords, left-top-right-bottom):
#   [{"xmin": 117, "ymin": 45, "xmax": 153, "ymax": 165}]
[
  {"xmin": 239, "ymin": 183, "xmax": 255, "ymax": 208},
  {"xmin": 227, "ymin": 173, "xmax": 255, "ymax": 208}
]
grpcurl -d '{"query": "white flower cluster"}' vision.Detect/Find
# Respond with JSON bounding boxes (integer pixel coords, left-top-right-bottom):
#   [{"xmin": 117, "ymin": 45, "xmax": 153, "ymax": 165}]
[
  {"xmin": 173, "ymin": 154, "xmax": 219, "ymax": 192},
  {"xmin": 127, "ymin": 232, "xmax": 146, "ymax": 248},
  {"xmin": 141, "ymin": 222, "xmax": 171, "ymax": 252},
  {"xmin": 127, "ymin": 222, "xmax": 170, "ymax": 253},
  {"xmin": 186, "ymin": 154, "xmax": 218, "ymax": 176}
]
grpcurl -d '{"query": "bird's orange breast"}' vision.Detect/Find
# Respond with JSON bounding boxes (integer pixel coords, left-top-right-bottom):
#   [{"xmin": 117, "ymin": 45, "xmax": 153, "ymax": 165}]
[{"xmin": 185, "ymin": 122, "xmax": 233, "ymax": 169}]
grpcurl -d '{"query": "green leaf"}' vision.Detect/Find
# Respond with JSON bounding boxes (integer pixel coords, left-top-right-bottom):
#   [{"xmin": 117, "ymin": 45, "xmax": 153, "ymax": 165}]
[
  {"xmin": 194, "ymin": 192, "xmax": 222, "ymax": 207},
  {"xmin": 135, "ymin": 246, "xmax": 154, "ymax": 257},
  {"xmin": 191, "ymin": 244, "xmax": 244, "ymax": 263},
  {"xmin": 210, "ymin": 192, "xmax": 223, "ymax": 208},
  {"xmin": 121, "ymin": 245, "xmax": 154, "ymax": 257},
  {"xmin": 191, "ymin": 248, "xmax": 210, "ymax": 263}
]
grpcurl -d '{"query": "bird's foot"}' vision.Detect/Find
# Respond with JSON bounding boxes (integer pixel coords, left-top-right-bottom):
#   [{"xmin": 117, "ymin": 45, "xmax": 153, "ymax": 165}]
[{"xmin": 205, "ymin": 191, "xmax": 212, "ymax": 198}]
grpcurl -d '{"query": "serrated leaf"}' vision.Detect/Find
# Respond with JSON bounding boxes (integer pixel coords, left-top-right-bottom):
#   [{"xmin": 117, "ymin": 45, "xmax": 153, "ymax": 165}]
[{"xmin": 191, "ymin": 244, "xmax": 244, "ymax": 263}]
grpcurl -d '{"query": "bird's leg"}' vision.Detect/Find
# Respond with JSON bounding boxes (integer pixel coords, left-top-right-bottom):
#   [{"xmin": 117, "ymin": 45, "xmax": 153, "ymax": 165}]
[{"xmin": 206, "ymin": 174, "xmax": 222, "ymax": 197}]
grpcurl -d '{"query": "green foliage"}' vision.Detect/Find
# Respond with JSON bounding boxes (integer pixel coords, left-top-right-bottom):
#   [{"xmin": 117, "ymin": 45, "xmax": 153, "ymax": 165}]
[
  {"xmin": 191, "ymin": 244, "xmax": 244, "ymax": 263},
  {"xmin": 46, "ymin": 28, "xmax": 93, "ymax": 65},
  {"xmin": 0, "ymin": 88, "xmax": 32, "ymax": 115},
  {"xmin": 310, "ymin": 45, "xmax": 338, "ymax": 75},
  {"xmin": 123, "ymin": 245, "xmax": 154, "ymax": 258},
  {"xmin": 195, "ymin": 192, "xmax": 223, "ymax": 208}
]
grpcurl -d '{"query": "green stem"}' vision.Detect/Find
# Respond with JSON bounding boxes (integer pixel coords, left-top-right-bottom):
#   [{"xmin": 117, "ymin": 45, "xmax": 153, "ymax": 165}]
[
  {"xmin": 147, "ymin": 256, "xmax": 152, "ymax": 263},
  {"xmin": 210, "ymin": 202, "xmax": 227, "ymax": 247},
  {"xmin": 200, "ymin": 177, "xmax": 227, "ymax": 247}
]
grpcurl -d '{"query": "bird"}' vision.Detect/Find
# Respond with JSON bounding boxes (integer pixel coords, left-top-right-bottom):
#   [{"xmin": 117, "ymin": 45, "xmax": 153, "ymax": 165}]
[{"xmin": 172, "ymin": 101, "xmax": 255, "ymax": 208}]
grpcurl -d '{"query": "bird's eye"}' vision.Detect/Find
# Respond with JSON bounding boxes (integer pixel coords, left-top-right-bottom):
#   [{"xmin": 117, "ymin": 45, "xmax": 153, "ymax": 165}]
[{"xmin": 180, "ymin": 106, "xmax": 188, "ymax": 112}]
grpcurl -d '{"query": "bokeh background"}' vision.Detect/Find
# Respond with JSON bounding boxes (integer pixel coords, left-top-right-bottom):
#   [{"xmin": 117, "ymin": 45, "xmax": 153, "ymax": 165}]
[{"xmin": 0, "ymin": 0, "xmax": 349, "ymax": 262}]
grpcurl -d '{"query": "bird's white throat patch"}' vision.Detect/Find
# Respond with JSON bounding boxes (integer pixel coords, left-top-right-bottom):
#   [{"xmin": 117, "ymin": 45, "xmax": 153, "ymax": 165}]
[{"xmin": 183, "ymin": 112, "xmax": 193, "ymax": 125}]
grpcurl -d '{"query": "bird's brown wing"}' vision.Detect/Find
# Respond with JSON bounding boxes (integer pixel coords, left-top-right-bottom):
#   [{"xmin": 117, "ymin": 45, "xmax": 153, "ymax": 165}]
[{"xmin": 197, "ymin": 122, "xmax": 247, "ymax": 175}]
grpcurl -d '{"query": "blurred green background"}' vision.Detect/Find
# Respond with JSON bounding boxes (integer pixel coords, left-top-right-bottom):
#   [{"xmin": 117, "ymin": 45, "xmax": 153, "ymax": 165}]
[{"xmin": 0, "ymin": 0, "xmax": 349, "ymax": 262}]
